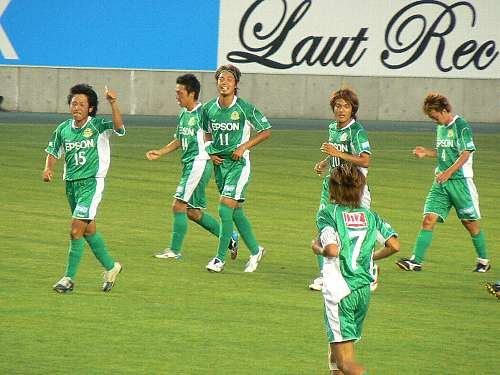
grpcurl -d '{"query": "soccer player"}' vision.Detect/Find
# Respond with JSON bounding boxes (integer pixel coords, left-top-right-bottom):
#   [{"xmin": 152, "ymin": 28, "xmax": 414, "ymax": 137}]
[
  {"xmin": 309, "ymin": 88, "xmax": 373, "ymax": 292},
  {"xmin": 43, "ymin": 84, "xmax": 125, "ymax": 293},
  {"xmin": 485, "ymin": 281, "xmax": 500, "ymax": 299},
  {"xmin": 313, "ymin": 163, "xmax": 400, "ymax": 375},
  {"xmin": 396, "ymin": 93, "xmax": 490, "ymax": 273},
  {"xmin": 146, "ymin": 74, "xmax": 238, "ymax": 259},
  {"xmin": 201, "ymin": 64, "xmax": 271, "ymax": 273}
]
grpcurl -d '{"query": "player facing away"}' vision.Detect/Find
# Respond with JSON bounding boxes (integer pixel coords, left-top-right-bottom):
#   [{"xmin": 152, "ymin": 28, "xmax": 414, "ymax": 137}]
[
  {"xmin": 313, "ymin": 163, "xmax": 400, "ymax": 375},
  {"xmin": 201, "ymin": 64, "xmax": 271, "ymax": 273},
  {"xmin": 396, "ymin": 93, "xmax": 490, "ymax": 273},
  {"xmin": 310, "ymin": 88, "xmax": 374, "ymax": 292},
  {"xmin": 43, "ymin": 84, "xmax": 125, "ymax": 293},
  {"xmin": 146, "ymin": 74, "xmax": 238, "ymax": 260}
]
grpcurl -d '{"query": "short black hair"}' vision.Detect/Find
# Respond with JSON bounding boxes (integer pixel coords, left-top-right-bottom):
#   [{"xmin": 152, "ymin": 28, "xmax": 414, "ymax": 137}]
[
  {"xmin": 67, "ymin": 84, "xmax": 98, "ymax": 117},
  {"xmin": 176, "ymin": 74, "xmax": 201, "ymax": 100}
]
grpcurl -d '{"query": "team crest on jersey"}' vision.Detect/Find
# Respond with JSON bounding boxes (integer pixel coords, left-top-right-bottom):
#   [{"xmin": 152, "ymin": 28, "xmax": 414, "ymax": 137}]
[
  {"xmin": 188, "ymin": 117, "xmax": 196, "ymax": 126},
  {"xmin": 230, "ymin": 111, "xmax": 240, "ymax": 121},
  {"xmin": 342, "ymin": 212, "xmax": 367, "ymax": 228},
  {"xmin": 447, "ymin": 129, "xmax": 454, "ymax": 138},
  {"xmin": 83, "ymin": 128, "xmax": 93, "ymax": 138},
  {"xmin": 340, "ymin": 133, "xmax": 348, "ymax": 142}
]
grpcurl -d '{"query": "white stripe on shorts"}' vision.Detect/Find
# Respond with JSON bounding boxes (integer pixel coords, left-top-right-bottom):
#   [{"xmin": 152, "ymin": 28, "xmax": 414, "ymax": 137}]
[
  {"xmin": 466, "ymin": 178, "xmax": 481, "ymax": 219},
  {"xmin": 325, "ymin": 302, "xmax": 343, "ymax": 342},
  {"xmin": 88, "ymin": 178, "xmax": 105, "ymax": 220},
  {"xmin": 234, "ymin": 154, "xmax": 251, "ymax": 201},
  {"xmin": 181, "ymin": 159, "xmax": 207, "ymax": 202}
]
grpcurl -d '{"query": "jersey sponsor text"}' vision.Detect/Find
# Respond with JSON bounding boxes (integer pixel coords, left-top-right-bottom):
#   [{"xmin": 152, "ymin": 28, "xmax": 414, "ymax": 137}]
[
  {"xmin": 65, "ymin": 139, "xmax": 95, "ymax": 152},
  {"xmin": 342, "ymin": 211, "xmax": 368, "ymax": 228},
  {"xmin": 212, "ymin": 122, "xmax": 240, "ymax": 131}
]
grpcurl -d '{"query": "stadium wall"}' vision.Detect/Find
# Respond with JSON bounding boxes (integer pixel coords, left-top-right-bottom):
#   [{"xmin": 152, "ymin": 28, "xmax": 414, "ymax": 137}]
[
  {"xmin": 1, "ymin": 0, "xmax": 498, "ymax": 122},
  {"xmin": 0, "ymin": 66, "xmax": 498, "ymax": 123}
]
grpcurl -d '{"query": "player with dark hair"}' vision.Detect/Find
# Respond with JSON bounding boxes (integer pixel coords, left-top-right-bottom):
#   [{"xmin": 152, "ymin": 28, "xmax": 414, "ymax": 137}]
[
  {"xmin": 147, "ymin": 74, "xmax": 238, "ymax": 259},
  {"xmin": 310, "ymin": 87, "xmax": 375, "ymax": 292},
  {"xmin": 396, "ymin": 93, "xmax": 490, "ymax": 273},
  {"xmin": 44, "ymin": 84, "xmax": 125, "ymax": 293},
  {"xmin": 202, "ymin": 64, "xmax": 272, "ymax": 273},
  {"xmin": 313, "ymin": 163, "xmax": 399, "ymax": 375}
]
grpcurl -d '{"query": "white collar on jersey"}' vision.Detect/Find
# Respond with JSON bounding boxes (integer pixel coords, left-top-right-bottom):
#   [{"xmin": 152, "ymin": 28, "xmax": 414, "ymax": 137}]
[
  {"xmin": 336, "ymin": 118, "xmax": 355, "ymax": 130},
  {"xmin": 72, "ymin": 116, "xmax": 92, "ymax": 129},
  {"xmin": 445, "ymin": 115, "xmax": 459, "ymax": 127},
  {"xmin": 216, "ymin": 95, "xmax": 237, "ymax": 109},
  {"xmin": 186, "ymin": 103, "xmax": 202, "ymax": 113}
]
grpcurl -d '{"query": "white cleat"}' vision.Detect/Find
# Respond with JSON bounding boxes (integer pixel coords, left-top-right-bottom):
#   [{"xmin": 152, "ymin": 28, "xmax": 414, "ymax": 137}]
[
  {"xmin": 206, "ymin": 257, "xmax": 225, "ymax": 273},
  {"xmin": 153, "ymin": 248, "xmax": 182, "ymax": 260},
  {"xmin": 102, "ymin": 262, "xmax": 122, "ymax": 292},
  {"xmin": 308, "ymin": 276, "xmax": 323, "ymax": 291},
  {"xmin": 244, "ymin": 246, "xmax": 266, "ymax": 273}
]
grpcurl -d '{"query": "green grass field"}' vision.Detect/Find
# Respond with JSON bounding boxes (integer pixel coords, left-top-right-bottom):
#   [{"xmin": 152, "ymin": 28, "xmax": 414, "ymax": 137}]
[{"xmin": 1, "ymin": 123, "xmax": 498, "ymax": 375}]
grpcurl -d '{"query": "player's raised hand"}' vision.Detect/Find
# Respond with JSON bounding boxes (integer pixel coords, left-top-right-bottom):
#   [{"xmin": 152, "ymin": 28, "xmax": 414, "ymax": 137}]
[
  {"xmin": 105, "ymin": 86, "xmax": 118, "ymax": 103},
  {"xmin": 413, "ymin": 146, "xmax": 427, "ymax": 158},
  {"xmin": 146, "ymin": 150, "xmax": 162, "ymax": 160},
  {"xmin": 314, "ymin": 160, "xmax": 328, "ymax": 176},
  {"xmin": 42, "ymin": 169, "xmax": 53, "ymax": 182}
]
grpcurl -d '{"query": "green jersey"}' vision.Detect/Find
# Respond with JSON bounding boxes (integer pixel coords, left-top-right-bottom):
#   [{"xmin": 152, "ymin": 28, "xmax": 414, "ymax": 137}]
[
  {"xmin": 201, "ymin": 96, "xmax": 271, "ymax": 157},
  {"xmin": 435, "ymin": 115, "xmax": 475, "ymax": 179},
  {"xmin": 175, "ymin": 104, "xmax": 209, "ymax": 164},
  {"xmin": 327, "ymin": 119, "xmax": 371, "ymax": 176},
  {"xmin": 317, "ymin": 204, "xmax": 397, "ymax": 302},
  {"xmin": 45, "ymin": 117, "xmax": 125, "ymax": 181}
]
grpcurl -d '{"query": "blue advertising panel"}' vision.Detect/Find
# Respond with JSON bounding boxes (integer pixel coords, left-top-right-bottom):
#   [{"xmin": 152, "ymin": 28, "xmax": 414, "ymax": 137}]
[{"xmin": 0, "ymin": 0, "xmax": 220, "ymax": 70}]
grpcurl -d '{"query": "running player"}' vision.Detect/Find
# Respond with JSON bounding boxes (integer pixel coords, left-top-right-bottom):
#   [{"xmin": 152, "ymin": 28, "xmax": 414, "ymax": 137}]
[
  {"xmin": 313, "ymin": 163, "xmax": 400, "ymax": 375},
  {"xmin": 44, "ymin": 84, "xmax": 125, "ymax": 293},
  {"xmin": 146, "ymin": 74, "xmax": 238, "ymax": 260},
  {"xmin": 396, "ymin": 93, "xmax": 490, "ymax": 273},
  {"xmin": 202, "ymin": 64, "xmax": 271, "ymax": 273},
  {"xmin": 310, "ymin": 88, "xmax": 374, "ymax": 292}
]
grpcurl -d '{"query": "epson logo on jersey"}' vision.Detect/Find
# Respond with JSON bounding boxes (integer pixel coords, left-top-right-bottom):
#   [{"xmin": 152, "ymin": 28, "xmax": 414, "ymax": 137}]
[
  {"xmin": 342, "ymin": 212, "xmax": 367, "ymax": 228},
  {"xmin": 212, "ymin": 122, "xmax": 240, "ymax": 131},
  {"xmin": 333, "ymin": 143, "xmax": 349, "ymax": 152},
  {"xmin": 65, "ymin": 139, "xmax": 95, "ymax": 151},
  {"xmin": 179, "ymin": 127, "xmax": 195, "ymax": 136},
  {"xmin": 437, "ymin": 139, "xmax": 454, "ymax": 147}
]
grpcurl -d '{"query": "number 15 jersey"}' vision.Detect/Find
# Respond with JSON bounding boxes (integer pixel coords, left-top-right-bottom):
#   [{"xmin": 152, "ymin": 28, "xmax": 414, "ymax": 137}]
[{"xmin": 45, "ymin": 117, "xmax": 126, "ymax": 181}]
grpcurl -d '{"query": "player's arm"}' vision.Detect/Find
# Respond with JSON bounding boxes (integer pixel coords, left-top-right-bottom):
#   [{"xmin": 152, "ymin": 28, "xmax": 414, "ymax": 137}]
[
  {"xmin": 42, "ymin": 154, "xmax": 58, "ymax": 182},
  {"xmin": 146, "ymin": 139, "xmax": 181, "ymax": 160},
  {"xmin": 373, "ymin": 235, "xmax": 400, "ymax": 260},
  {"xmin": 231, "ymin": 128, "xmax": 271, "ymax": 160},
  {"xmin": 105, "ymin": 86, "xmax": 125, "ymax": 133},
  {"xmin": 314, "ymin": 157, "xmax": 329, "ymax": 176},
  {"xmin": 413, "ymin": 146, "xmax": 437, "ymax": 158},
  {"xmin": 435, "ymin": 150, "xmax": 471, "ymax": 184},
  {"xmin": 320, "ymin": 143, "xmax": 370, "ymax": 168},
  {"xmin": 311, "ymin": 238, "xmax": 339, "ymax": 257}
]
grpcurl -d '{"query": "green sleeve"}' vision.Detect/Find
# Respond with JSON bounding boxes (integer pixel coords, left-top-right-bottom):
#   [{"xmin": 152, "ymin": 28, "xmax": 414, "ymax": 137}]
[
  {"xmin": 200, "ymin": 104, "xmax": 210, "ymax": 133},
  {"xmin": 246, "ymin": 105, "xmax": 271, "ymax": 132},
  {"xmin": 374, "ymin": 212, "xmax": 398, "ymax": 242},
  {"xmin": 352, "ymin": 128, "xmax": 371, "ymax": 155},
  {"xmin": 45, "ymin": 127, "xmax": 63, "ymax": 158},
  {"xmin": 457, "ymin": 119, "xmax": 476, "ymax": 153}
]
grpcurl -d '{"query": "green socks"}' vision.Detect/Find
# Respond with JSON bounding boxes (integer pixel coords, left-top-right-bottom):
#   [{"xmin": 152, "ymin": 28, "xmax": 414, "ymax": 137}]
[
  {"xmin": 170, "ymin": 212, "xmax": 188, "ymax": 254},
  {"xmin": 233, "ymin": 207, "xmax": 259, "ymax": 255},
  {"xmin": 85, "ymin": 232, "xmax": 115, "ymax": 271},
  {"xmin": 65, "ymin": 238, "xmax": 84, "ymax": 279},
  {"xmin": 197, "ymin": 212, "xmax": 220, "ymax": 237},
  {"xmin": 471, "ymin": 230, "xmax": 488, "ymax": 259},
  {"xmin": 216, "ymin": 203, "xmax": 235, "ymax": 261},
  {"xmin": 412, "ymin": 229, "xmax": 433, "ymax": 264}
]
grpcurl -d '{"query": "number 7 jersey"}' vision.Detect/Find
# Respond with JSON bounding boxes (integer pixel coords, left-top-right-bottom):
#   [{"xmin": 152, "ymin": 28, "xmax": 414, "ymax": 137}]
[
  {"xmin": 317, "ymin": 204, "xmax": 397, "ymax": 301},
  {"xmin": 201, "ymin": 96, "xmax": 271, "ymax": 157},
  {"xmin": 45, "ymin": 117, "xmax": 126, "ymax": 181}
]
